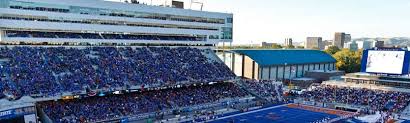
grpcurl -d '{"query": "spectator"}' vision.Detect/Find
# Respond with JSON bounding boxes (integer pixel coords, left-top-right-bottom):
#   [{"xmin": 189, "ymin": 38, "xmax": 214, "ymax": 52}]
[
  {"xmin": 38, "ymin": 83, "xmax": 247, "ymax": 123},
  {"xmin": 0, "ymin": 46, "xmax": 235, "ymax": 99},
  {"xmin": 299, "ymin": 85, "xmax": 410, "ymax": 115},
  {"xmin": 239, "ymin": 79, "xmax": 283, "ymax": 102}
]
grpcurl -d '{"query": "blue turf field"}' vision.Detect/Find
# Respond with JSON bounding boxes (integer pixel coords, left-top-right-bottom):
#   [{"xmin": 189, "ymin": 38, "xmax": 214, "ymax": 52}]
[
  {"xmin": 210, "ymin": 106, "xmax": 339, "ymax": 123},
  {"xmin": 402, "ymin": 120, "xmax": 410, "ymax": 123}
]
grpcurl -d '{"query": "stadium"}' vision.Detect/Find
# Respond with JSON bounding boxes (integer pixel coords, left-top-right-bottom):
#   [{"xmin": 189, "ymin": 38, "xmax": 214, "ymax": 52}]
[{"xmin": 0, "ymin": 0, "xmax": 410, "ymax": 123}]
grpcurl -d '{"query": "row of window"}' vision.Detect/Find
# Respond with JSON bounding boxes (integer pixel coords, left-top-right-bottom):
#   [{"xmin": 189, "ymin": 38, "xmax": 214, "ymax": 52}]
[
  {"xmin": 7, "ymin": 4, "xmax": 228, "ymax": 24},
  {"xmin": 0, "ymin": 15, "xmax": 219, "ymax": 31},
  {"xmin": 5, "ymin": 31, "xmax": 208, "ymax": 41},
  {"xmin": 221, "ymin": 27, "xmax": 233, "ymax": 39},
  {"xmin": 9, "ymin": 5, "xmax": 69, "ymax": 13},
  {"xmin": 346, "ymin": 78, "xmax": 410, "ymax": 89},
  {"xmin": 209, "ymin": 35, "xmax": 220, "ymax": 39}
]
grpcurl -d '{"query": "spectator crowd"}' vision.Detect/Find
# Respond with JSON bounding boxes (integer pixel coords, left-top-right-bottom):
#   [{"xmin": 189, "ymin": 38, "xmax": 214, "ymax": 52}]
[
  {"xmin": 37, "ymin": 83, "xmax": 247, "ymax": 123},
  {"xmin": 0, "ymin": 46, "xmax": 235, "ymax": 99},
  {"xmin": 300, "ymin": 85, "xmax": 410, "ymax": 114},
  {"xmin": 239, "ymin": 79, "xmax": 283, "ymax": 102}
]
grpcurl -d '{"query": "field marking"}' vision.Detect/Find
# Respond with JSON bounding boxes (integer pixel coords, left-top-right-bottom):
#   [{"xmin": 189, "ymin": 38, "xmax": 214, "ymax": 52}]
[{"xmin": 211, "ymin": 104, "xmax": 289, "ymax": 121}]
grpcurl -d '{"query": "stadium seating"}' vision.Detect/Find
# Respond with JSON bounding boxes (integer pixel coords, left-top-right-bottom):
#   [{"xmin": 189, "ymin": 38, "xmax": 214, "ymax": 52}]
[
  {"xmin": 300, "ymin": 85, "xmax": 410, "ymax": 114},
  {"xmin": 37, "ymin": 83, "xmax": 247, "ymax": 123},
  {"xmin": 0, "ymin": 46, "xmax": 235, "ymax": 99},
  {"xmin": 5, "ymin": 31, "xmax": 207, "ymax": 41},
  {"xmin": 239, "ymin": 79, "xmax": 283, "ymax": 102}
]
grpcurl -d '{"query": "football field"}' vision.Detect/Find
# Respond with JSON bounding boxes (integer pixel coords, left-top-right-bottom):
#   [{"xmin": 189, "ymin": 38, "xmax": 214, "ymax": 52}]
[{"xmin": 210, "ymin": 104, "xmax": 341, "ymax": 123}]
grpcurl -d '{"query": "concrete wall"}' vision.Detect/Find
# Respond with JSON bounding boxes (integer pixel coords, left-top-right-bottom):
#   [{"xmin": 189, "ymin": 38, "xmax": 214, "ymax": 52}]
[
  {"xmin": 305, "ymin": 70, "xmax": 345, "ymax": 82},
  {"xmin": 243, "ymin": 55, "xmax": 253, "ymax": 79}
]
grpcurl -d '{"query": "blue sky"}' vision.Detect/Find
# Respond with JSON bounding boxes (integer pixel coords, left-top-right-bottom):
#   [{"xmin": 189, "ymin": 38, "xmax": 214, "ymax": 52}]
[{"xmin": 108, "ymin": 0, "xmax": 410, "ymax": 44}]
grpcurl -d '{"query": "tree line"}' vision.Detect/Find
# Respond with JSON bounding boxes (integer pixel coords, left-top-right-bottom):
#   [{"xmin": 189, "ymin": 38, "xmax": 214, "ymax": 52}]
[{"xmin": 324, "ymin": 46, "xmax": 362, "ymax": 73}]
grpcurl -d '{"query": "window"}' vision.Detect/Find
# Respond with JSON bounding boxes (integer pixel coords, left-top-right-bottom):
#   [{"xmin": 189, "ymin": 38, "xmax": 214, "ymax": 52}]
[
  {"xmin": 221, "ymin": 27, "xmax": 232, "ymax": 39},
  {"xmin": 227, "ymin": 18, "xmax": 233, "ymax": 23},
  {"xmin": 0, "ymin": 15, "xmax": 219, "ymax": 31},
  {"xmin": 209, "ymin": 35, "xmax": 219, "ymax": 39},
  {"xmin": 4, "ymin": 0, "xmax": 225, "ymax": 24}
]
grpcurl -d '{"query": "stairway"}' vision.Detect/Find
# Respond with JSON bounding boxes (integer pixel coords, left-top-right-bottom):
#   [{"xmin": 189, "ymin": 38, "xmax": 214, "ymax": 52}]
[
  {"xmin": 401, "ymin": 103, "xmax": 410, "ymax": 117},
  {"xmin": 275, "ymin": 84, "xmax": 283, "ymax": 102},
  {"xmin": 201, "ymin": 49, "xmax": 224, "ymax": 63}
]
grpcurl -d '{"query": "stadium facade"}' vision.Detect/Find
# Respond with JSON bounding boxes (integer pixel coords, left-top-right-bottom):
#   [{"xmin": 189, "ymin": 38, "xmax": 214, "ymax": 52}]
[
  {"xmin": 218, "ymin": 49, "xmax": 337, "ymax": 80},
  {"xmin": 0, "ymin": 0, "xmax": 233, "ymax": 45}
]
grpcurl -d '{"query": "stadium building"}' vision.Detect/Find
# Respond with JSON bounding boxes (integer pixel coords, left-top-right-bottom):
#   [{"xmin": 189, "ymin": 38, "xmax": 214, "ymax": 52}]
[
  {"xmin": 218, "ymin": 49, "xmax": 337, "ymax": 81},
  {"xmin": 2, "ymin": 0, "xmax": 409, "ymax": 123},
  {"xmin": 0, "ymin": 0, "xmax": 233, "ymax": 45},
  {"xmin": 0, "ymin": 0, "xmax": 243, "ymax": 122}
]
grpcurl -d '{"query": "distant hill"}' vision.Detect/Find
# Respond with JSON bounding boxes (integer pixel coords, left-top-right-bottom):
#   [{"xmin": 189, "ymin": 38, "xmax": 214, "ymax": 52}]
[{"xmin": 353, "ymin": 37, "xmax": 410, "ymax": 47}]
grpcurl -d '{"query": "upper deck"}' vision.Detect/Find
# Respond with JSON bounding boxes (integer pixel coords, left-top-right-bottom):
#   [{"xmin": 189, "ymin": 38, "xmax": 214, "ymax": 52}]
[{"xmin": 0, "ymin": 0, "xmax": 233, "ymax": 45}]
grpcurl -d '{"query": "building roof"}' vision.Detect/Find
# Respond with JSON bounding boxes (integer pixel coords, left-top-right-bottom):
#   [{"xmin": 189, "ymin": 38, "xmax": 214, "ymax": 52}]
[{"xmin": 231, "ymin": 49, "xmax": 336, "ymax": 66}]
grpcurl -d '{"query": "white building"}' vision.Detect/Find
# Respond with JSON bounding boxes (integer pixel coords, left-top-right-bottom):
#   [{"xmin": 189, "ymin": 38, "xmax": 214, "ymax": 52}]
[
  {"xmin": 0, "ymin": 0, "xmax": 233, "ymax": 45},
  {"xmin": 356, "ymin": 40, "xmax": 372, "ymax": 50},
  {"xmin": 344, "ymin": 41, "xmax": 358, "ymax": 51}
]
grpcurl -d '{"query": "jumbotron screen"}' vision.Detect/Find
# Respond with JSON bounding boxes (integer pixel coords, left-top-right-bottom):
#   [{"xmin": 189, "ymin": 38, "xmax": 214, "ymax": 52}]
[{"xmin": 362, "ymin": 50, "xmax": 408, "ymax": 74}]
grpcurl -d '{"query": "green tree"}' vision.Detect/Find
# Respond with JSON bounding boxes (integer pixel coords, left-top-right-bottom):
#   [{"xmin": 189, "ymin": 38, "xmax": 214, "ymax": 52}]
[
  {"xmin": 325, "ymin": 46, "xmax": 340, "ymax": 55},
  {"xmin": 271, "ymin": 44, "xmax": 283, "ymax": 49},
  {"xmin": 312, "ymin": 47, "xmax": 320, "ymax": 50},
  {"xmin": 333, "ymin": 49, "xmax": 362, "ymax": 73},
  {"xmin": 296, "ymin": 46, "xmax": 304, "ymax": 49},
  {"xmin": 285, "ymin": 45, "xmax": 295, "ymax": 49},
  {"xmin": 324, "ymin": 45, "xmax": 341, "ymax": 55}
]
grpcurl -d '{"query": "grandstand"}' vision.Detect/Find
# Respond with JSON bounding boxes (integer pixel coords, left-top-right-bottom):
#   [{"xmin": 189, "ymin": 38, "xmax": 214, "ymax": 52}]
[
  {"xmin": 299, "ymin": 84, "xmax": 410, "ymax": 113},
  {"xmin": 0, "ymin": 46, "xmax": 235, "ymax": 99},
  {"xmin": 0, "ymin": 0, "xmax": 244, "ymax": 122},
  {"xmin": 37, "ymin": 82, "xmax": 250, "ymax": 123},
  {"xmin": 1, "ymin": 0, "xmax": 409, "ymax": 123},
  {"xmin": 0, "ymin": 0, "xmax": 233, "ymax": 45},
  {"xmin": 237, "ymin": 79, "xmax": 283, "ymax": 102}
]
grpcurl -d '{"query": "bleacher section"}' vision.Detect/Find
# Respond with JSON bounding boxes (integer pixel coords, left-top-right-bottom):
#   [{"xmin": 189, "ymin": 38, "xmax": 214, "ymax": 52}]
[
  {"xmin": 37, "ymin": 83, "xmax": 248, "ymax": 123},
  {"xmin": 300, "ymin": 85, "xmax": 410, "ymax": 115},
  {"xmin": 5, "ymin": 31, "xmax": 207, "ymax": 42},
  {"xmin": 0, "ymin": 46, "xmax": 235, "ymax": 100},
  {"xmin": 401, "ymin": 104, "xmax": 410, "ymax": 117},
  {"xmin": 238, "ymin": 79, "xmax": 283, "ymax": 102}
]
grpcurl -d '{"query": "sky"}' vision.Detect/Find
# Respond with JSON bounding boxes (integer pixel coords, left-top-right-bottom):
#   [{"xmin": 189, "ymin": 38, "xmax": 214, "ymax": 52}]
[{"xmin": 107, "ymin": 0, "xmax": 410, "ymax": 44}]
